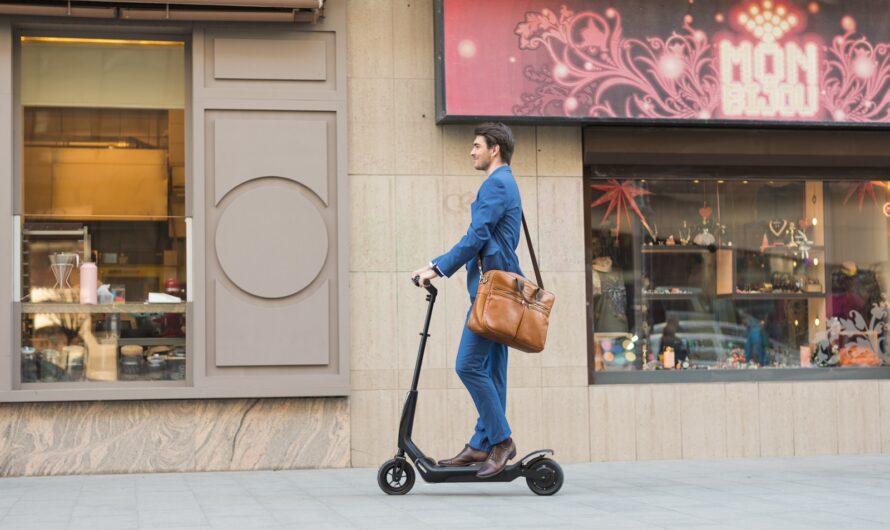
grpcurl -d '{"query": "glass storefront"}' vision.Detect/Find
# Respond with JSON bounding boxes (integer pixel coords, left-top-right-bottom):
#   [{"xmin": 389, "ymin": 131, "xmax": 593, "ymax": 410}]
[
  {"xmin": 17, "ymin": 36, "xmax": 187, "ymax": 385},
  {"xmin": 588, "ymin": 177, "xmax": 890, "ymax": 375}
]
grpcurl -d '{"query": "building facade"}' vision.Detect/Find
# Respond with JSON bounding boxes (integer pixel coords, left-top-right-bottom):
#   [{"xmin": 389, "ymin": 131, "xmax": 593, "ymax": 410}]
[{"xmin": 0, "ymin": 0, "xmax": 888, "ymax": 477}]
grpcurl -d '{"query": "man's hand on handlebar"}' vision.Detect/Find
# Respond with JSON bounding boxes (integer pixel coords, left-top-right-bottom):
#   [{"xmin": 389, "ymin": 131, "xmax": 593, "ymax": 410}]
[{"xmin": 411, "ymin": 265, "xmax": 438, "ymax": 287}]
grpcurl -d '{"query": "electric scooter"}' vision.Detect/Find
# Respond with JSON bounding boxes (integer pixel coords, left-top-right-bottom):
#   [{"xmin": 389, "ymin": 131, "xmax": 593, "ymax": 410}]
[{"xmin": 376, "ymin": 277, "xmax": 564, "ymax": 496}]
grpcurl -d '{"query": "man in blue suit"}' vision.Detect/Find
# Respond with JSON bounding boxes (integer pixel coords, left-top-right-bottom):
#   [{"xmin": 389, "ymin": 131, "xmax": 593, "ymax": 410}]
[{"xmin": 412, "ymin": 122, "xmax": 523, "ymax": 478}]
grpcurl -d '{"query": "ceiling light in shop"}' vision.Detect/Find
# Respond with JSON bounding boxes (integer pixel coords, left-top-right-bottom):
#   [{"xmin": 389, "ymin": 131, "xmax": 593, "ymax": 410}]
[
  {"xmin": 21, "ymin": 36, "xmax": 184, "ymax": 47},
  {"xmin": 69, "ymin": 141, "xmax": 131, "ymax": 149}
]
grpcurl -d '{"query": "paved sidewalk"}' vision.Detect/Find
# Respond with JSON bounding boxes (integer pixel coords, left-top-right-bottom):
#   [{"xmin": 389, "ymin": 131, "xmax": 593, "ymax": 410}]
[{"xmin": 0, "ymin": 454, "xmax": 888, "ymax": 529}]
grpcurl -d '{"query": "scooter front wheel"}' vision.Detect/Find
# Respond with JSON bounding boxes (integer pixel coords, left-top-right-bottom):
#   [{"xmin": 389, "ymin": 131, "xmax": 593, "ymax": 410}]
[
  {"xmin": 377, "ymin": 458, "xmax": 415, "ymax": 495},
  {"xmin": 526, "ymin": 458, "xmax": 563, "ymax": 496}
]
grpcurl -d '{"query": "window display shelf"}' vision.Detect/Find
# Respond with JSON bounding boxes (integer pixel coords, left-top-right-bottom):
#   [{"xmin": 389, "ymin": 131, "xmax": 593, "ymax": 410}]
[
  {"xmin": 730, "ymin": 292, "xmax": 826, "ymax": 300},
  {"xmin": 22, "ymin": 303, "xmax": 186, "ymax": 314},
  {"xmin": 762, "ymin": 245, "xmax": 825, "ymax": 255},
  {"xmin": 641, "ymin": 293, "xmax": 705, "ymax": 301},
  {"xmin": 118, "ymin": 337, "xmax": 186, "ymax": 346},
  {"xmin": 24, "ymin": 214, "xmax": 173, "ymax": 222},
  {"xmin": 641, "ymin": 246, "xmax": 725, "ymax": 254}
]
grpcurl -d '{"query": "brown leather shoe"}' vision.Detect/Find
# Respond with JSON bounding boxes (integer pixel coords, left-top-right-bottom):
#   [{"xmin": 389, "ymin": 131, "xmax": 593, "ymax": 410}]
[
  {"xmin": 476, "ymin": 437, "xmax": 516, "ymax": 478},
  {"xmin": 437, "ymin": 444, "xmax": 488, "ymax": 467}
]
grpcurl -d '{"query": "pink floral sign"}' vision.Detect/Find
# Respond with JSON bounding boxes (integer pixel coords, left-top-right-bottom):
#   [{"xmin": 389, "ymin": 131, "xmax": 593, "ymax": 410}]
[{"xmin": 440, "ymin": 0, "xmax": 890, "ymax": 124}]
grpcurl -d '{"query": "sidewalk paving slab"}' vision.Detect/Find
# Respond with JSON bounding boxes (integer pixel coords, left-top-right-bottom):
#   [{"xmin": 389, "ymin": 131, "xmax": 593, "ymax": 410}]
[{"xmin": 0, "ymin": 454, "xmax": 888, "ymax": 529}]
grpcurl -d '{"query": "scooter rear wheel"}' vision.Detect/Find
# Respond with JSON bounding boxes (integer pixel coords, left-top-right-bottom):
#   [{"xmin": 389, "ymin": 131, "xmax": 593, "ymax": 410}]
[
  {"xmin": 526, "ymin": 458, "xmax": 563, "ymax": 496},
  {"xmin": 377, "ymin": 458, "xmax": 415, "ymax": 495}
]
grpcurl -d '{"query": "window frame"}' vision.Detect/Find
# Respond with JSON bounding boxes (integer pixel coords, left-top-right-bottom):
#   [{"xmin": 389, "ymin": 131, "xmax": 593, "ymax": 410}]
[
  {"xmin": 8, "ymin": 23, "xmax": 195, "ymax": 399},
  {"xmin": 585, "ymin": 163, "xmax": 890, "ymax": 385}
]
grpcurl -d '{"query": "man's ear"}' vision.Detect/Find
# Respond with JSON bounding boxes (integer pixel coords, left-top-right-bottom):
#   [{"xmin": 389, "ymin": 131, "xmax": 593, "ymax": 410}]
[{"xmin": 491, "ymin": 143, "xmax": 501, "ymax": 160}]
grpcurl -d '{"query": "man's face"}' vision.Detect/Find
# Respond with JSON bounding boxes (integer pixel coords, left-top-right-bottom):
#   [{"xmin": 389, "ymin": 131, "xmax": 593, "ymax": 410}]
[{"xmin": 470, "ymin": 135, "xmax": 498, "ymax": 171}]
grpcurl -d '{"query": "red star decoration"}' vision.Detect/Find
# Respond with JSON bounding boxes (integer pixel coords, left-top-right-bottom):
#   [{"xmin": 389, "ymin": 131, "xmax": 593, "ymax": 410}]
[
  {"xmin": 844, "ymin": 180, "xmax": 885, "ymax": 211},
  {"xmin": 590, "ymin": 179, "xmax": 655, "ymax": 243}
]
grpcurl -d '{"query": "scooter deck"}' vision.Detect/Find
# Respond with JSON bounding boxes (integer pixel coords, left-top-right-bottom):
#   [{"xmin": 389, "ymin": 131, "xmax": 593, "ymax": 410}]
[{"xmin": 411, "ymin": 450, "xmax": 554, "ymax": 483}]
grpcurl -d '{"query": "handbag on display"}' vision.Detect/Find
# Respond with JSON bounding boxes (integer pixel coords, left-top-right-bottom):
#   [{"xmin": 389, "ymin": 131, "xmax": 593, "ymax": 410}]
[{"xmin": 468, "ymin": 213, "xmax": 556, "ymax": 353}]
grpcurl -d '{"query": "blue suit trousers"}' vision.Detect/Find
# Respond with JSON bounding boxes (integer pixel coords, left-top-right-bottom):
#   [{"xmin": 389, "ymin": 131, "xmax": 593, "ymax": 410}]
[{"xmin": 456, "ymin": 311, "xmax": 511, "ymax": 452}]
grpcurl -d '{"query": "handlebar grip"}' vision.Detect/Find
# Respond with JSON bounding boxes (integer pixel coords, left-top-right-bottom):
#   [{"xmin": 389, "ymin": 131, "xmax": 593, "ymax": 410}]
[{"xmin": 411, "ymin": 275, "xmax": 437, "ymax": 295}]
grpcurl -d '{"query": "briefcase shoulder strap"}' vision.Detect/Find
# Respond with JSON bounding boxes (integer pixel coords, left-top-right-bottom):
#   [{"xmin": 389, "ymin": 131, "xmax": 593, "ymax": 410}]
[
  {"xmin": 475, "ymin": 210, "xmax": 544, "ymax": 291},
  {"xmin": 521, "ymin": 212, "xmax": 544, "ymax": 290}
]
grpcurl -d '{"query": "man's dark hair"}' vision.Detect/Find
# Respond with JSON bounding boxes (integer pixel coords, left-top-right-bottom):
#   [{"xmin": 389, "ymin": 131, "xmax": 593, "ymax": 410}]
[{"xmin": 474, "ymin": 122, "xmax": 515, "ymax": 165}]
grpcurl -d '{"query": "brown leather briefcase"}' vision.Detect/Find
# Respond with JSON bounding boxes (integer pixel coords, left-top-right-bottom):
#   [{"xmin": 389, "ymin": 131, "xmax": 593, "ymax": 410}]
[{"xmin": 467, "ymin": 213, "xmax": 555, "ymax": 353}]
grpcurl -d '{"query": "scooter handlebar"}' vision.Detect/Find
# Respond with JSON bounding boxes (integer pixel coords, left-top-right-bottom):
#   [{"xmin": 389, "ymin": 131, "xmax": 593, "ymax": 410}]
[{"xmin": 411, "ymin": 275, "xmax": 438, "ymax": 295}]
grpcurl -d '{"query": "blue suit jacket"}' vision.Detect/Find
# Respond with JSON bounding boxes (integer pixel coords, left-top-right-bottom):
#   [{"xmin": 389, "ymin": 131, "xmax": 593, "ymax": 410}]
[{"xmin": 433, "ymin": 165, "xmax": 524, "ymax": 301}]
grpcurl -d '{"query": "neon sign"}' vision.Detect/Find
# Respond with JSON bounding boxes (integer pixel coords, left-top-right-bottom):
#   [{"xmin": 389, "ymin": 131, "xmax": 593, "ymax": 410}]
[
  {"xmin": 438, "ymin": 0, "xmax": 890, "ymax": 124},
  {"xmin": 718, "ymin": 1, "xmax": 820, "ymax": 118}
]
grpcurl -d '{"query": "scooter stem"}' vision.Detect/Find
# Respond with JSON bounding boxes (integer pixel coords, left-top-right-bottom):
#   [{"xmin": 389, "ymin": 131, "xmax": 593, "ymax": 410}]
[{"xmin": 409, "ymin": 283, "xmax": 437, "ymax": 392}]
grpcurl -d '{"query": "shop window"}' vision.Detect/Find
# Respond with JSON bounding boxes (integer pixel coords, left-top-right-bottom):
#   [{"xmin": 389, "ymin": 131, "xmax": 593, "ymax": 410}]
[
  {"xmin": 17, "ymin": 36, "xmax": 187, "ymax": 386},
  {"xmin": 587, "ymin": 177, "xmax": 890, "ymax": 377}
]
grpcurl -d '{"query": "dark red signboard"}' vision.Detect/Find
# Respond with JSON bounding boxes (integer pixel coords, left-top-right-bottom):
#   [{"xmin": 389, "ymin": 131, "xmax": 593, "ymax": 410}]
[{"xmin": 436, "ymin": 0, "xmax": 890, "ymax": 126}]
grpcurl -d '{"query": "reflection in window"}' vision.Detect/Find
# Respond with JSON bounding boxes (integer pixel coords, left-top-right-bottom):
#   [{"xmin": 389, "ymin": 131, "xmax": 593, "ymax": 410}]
[{"xmin": 588, "ymin": 178, "xmax": 890, "ymax": 372}]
